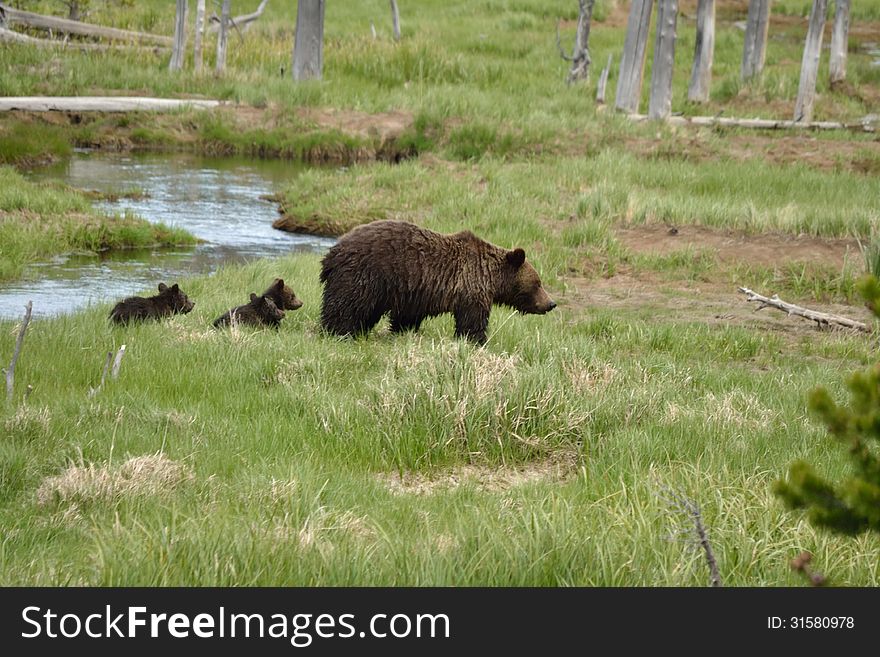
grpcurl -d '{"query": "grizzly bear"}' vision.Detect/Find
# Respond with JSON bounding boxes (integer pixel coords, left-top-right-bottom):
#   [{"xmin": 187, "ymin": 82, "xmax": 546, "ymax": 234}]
[
  {"xmin": 109, "ymin": 283, "xmax": 195, "ymax": 325},
  {"xmin": 262, "ymin": 278, "xmax": 303, "ymax": 312},
  {"xmin": 212, "ymin": 293, "xmax": 285, "ymax": 329},
  {"xmin": 319, "ymin": 220, "xmax": 556, "ymax": 344}
]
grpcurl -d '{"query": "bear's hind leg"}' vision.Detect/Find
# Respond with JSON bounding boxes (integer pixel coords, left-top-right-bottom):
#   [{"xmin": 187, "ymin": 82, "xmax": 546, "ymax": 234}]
[{"xmin": 390, "ymin": 312, "xmax": 424, "ymax": 334}]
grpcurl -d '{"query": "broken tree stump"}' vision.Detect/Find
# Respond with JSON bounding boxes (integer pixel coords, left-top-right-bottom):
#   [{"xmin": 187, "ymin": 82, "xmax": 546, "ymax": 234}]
[
  {"xmin": 687, "ymin": 0, "xmax": 715, "ymax": 103},
  {"xmin": 615, "ymin": 0, "xmax": 654, "ymax": 113},
  {"xmin": 3, "ymin": 301, "xmax": 33, "ymax": 403},
  {"xmin": 794, "ymin": 0, "xmax": 829, "ymax": 123}
]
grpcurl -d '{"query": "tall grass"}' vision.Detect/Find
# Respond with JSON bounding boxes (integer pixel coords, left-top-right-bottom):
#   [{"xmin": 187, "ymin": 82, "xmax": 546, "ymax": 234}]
[{"xmin": 1, "ymin": 255, "xmax": 878, "ymax": 585}]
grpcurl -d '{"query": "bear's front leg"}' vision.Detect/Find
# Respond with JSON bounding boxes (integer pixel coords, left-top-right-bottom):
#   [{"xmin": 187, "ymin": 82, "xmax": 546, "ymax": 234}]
[{"xmin": 454, "ymin": 305, "xmax": 490, "ymax": 345}]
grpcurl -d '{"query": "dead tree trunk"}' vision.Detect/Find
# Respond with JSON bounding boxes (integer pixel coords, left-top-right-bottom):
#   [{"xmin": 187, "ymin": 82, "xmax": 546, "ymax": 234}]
[
  {"xmin": 597, "ymin": 53, "xmax": 613, "ymax": 103},
  {"xmin": 741, "ymin": 0, "xmax": 771, "ymax": 81},
  {"xmin": 210, "ymin": 0, "xmax": 270, "ymax": 34},
  {"xmin": 169, "ymin": 0, "xmax": 188, "ymax": 71},
  {"xmin": 193, "ymin": 0, "xmax": 206, "ymax": 73},
  {"xmin": 649, "ymin": 0, "xmax": 678, "ymax": 119},
  {"xmin": 557, "ymin": 0, "xmax": 595, "ymax": 85},
  {"xmin": 615, "ymin": 0, "xmax": 654, "ymax": 112},
  {"xmin": 292, "ymin": 0, "xmax": 325, "ymax": 81},
  {"xmin": 794, "ymin": 0, "xmax": 828, "ymax": 123},
  {"xmin": 829, "ymin": 0, "xmax": 850, "ymax": 84},
  {"xmin": 390, "ymin": 0, "xmax": 401, "ymax": 41},
  {"xmin": 3, "ymin": 301, "xmax": 32, "ymax": 403},
  {"xmin": 215, "ymin": 0, "xmax": 230, "ymax": 73},
  {"xmin": 687, "ymin": 0, "xmax": 715, "ymax": 103}
]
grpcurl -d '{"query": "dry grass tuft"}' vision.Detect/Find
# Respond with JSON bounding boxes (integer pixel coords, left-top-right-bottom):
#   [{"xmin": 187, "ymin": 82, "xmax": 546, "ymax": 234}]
[
  {"xmin": 36, "ymin": 453, "xmax": 192, "ymax": 507},
  {"xmin": 378, "ymin": 451, "xmax": 579, "ymax": 495}
]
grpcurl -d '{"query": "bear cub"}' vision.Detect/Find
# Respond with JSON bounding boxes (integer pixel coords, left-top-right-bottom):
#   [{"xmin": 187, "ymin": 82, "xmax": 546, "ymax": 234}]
[
  {"xmin": 262, "ymin": 278, "xmax": 303, "ymax": 312},
  {"xmin": 109, "ymin": 283, "xmax": 195, "ymax": 325},
  {"xmin": 213, "ymin": 293, "xmax": 285, "ymax": 329},
  {"xmin": 319, "ymin": 220, "xmax": 556, "ymax": 344}
]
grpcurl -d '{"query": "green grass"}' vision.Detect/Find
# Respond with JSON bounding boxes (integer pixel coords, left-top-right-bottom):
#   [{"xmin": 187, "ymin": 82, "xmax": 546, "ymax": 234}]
[
  {"xmin": 1, "ymin": 255, "xmax": 879, "ymax": 585},
  {"xmin": 275, "ymin": 151, "xmax": 880, "ymax": 251},
  {"xmin": 2, "ymin": 0, "xmax": 879, "ymax": 163},
  {"xmin": 1, "ymin": 0, "xmax": 880, "ymax": 586},
  {"xmin": 0, "ymin": 166, "xmax": 195, "ymax": 281}
]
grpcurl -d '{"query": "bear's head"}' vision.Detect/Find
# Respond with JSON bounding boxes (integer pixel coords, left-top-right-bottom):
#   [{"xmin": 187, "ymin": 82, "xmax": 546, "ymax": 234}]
[
  {"xmin": 496, "ymin": 249, "xmax": 556, "ymax": 315},
  {"xmin": 157, "ymin": 283, "xmax": 195, "ymax": 314},
  {"xmin": 250, "ymin": 293, "xmax": 285, "ymax": 322},
  {"xmin": 265, "ymin": 278, "xmax": 303, "ymax": 311}
]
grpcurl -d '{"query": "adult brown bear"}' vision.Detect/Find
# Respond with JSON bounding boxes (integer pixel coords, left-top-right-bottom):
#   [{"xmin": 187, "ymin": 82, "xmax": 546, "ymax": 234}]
[{"xmin": 319, "ymin": 220, "xmax": 556, "ymax": 344}]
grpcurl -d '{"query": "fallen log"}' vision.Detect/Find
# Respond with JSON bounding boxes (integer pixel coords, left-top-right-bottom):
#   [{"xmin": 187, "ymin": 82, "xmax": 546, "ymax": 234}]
[
  {"xmin": 738, "ymin": 287, "xmax": 870, "ymax": 332},
  {"xmin": 0, "ymin": 96, "xmax": 223, "ymax": 112},
  {"xmin": 0, "ymin": 26, "xmax": 163, "ymax": 52},
  {"xmin": 627, "ymin": 112, "xmax": 877, "ymax": 133},
  {"xmin": 0, "ymin": 3, "xmax": 171, "ymax": 46}
]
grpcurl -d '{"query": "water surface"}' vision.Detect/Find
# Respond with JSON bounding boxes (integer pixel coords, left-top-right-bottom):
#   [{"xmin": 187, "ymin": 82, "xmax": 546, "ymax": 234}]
[{"xmin": 0, "ymin": 151, "xmax": 334, "ymax": 319}]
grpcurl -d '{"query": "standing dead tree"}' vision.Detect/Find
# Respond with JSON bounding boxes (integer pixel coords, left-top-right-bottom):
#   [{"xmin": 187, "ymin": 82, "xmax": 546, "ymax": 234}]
[
  {"xmin": 169, "ymin": 0, "xmax": 188, "ymax": 71},
  {"xmin": 210, "ymin": 0, "xmax": 270, "ymax": 34},
  {"xmin": 741, "ymin": 0, "xmax": 771, "ymax": 81},
  {"xmin": 194, "ymin": 0, "xmax": 206, "ymax": 73},
  {"xmin": 687, "ymin": 0, "xmax": 715, "ymax": 103},
  {"xmin": 3, "ymin": 301, "xmax": 33, "ymax": 404},
  {"xmin": 648, "ymin": 0, "xmax": 678, "ymax": 119},
  {"xmin": 829, "ymin": 0, "xmax": 851, "ymax": 85},
  {"xmin": 390, "ymin": 0, "xmax": 401, "ymax": 42},
  {"xmin": 556, "ymin": 0, "xmax": 596, "ymax": 85},
  {"xmin": 615, "ymin": 0, "xmax": 653, "ymax": 112},
  {"xmin": 215, "ymin": 0, "xmax": 231, "ymax": 73},
  {"xmin": 292, "ymin": 0, "xmax": 325, "ymax": 81},
  {"xmin": 596, "ymin": 53, "xmax": 613, "ymax": 103},
  {"xmin": 657, "ymin": 485, "xmax": 722, "ymax": 587},
  {"xmin": 794, "ymin": 0, "xmax": 828, "ymax": 123}
]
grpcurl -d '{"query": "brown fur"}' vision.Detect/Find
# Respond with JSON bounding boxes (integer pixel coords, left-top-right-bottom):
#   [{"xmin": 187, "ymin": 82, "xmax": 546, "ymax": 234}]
[
  {"xmin": 319, "ymin": 220, "xmax": 555, "ymax": 344},
  {"xmin": 109, "ymin": 283, "xmax": 195, "ymax": 325},
  {"xmin": 262, "ymin": 278, "xmax": 303, "ymax": 311},
  {"xmin": 213, "ymin": 293, "xmax": 285, "ymax": 329}
]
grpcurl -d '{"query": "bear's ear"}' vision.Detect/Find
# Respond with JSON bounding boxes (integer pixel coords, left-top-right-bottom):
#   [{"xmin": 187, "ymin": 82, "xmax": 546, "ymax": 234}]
[
  {"xmin": 506, "ymin": 248, "xmax": 526, "ymax": 268},
  {"xmin": 158, "ymin": 283, "xmax": 168, "ymax": 292},
  {"xmin": 273, "ymin": 278, "xmax": 285, "ymax": 289},
  {"xmin": 250, "ymin": 293, "xmax": 259, "ymax": 302},
  {"xmin": 170, "ymin": 284, "xmax": 179, "ymax": 293}
]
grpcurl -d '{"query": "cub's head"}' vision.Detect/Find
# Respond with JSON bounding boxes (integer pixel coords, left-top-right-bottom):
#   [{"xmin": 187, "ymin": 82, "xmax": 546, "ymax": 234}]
[
  {"xmin": 250, "ymin": 293, "xmax": 285, "ymax": 322},
  {"xmin": 265, "ymin": 278, "xmax": 303, "ymax": 311},
  {"xmin": 157, "ymin": 283, "xmax": 195, "ymax": 314},
  {"xmin": 496, "ymin": 249, "xmax": 556, "ymax": 315}
]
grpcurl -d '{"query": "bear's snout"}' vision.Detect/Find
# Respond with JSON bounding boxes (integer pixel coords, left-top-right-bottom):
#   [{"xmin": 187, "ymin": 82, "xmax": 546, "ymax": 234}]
[{"xmin": 548, "ymin": 300, "xmax": 557, "ymax": 311}]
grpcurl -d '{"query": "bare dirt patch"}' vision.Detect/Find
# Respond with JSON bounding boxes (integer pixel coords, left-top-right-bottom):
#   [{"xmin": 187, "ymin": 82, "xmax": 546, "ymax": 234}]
[
  {"xmin": 297, "ymin": 107, "xmax": 413, "ymax": 143},
  {"xmin": 616, "ymin": 223, "xmax": 860, "ymax": 269},
  {"xmin": 558, "ymin": 271, "xmax": 873, "ymax": 339},
  {"xmin": 626, "ymin": 130, "xmax": 880, "ymax": 174},
  {"xmin": 378, "ymin": 453, "xmax": 579, "ymax": 496},
  {"xmin": 36, "ymin": 453, "xmax": 192, "ymax": 507}
]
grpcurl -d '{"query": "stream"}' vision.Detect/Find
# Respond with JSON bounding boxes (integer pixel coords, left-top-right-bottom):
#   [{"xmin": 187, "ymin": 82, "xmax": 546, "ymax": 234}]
[{"xmin": 0, "ymin": 151, "xmax": 335, "ymax": 319}]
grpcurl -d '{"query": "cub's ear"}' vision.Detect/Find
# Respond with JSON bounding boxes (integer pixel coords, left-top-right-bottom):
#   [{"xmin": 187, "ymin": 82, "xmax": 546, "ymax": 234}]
[
  {"xmin": 506, "ymin": 248, "xmax": 526, "ymax": 268},
  {"xmin": 158, "ymin": 283, "xmax": 168, "ymax": 292},
  {"xmin": 171, "ymin": 284, "xmax": 179, "ymax": 293},
  {"xmin": 273, "ymin": 278, "xmax": 285, "ymax": 289},
  {"xmin": 250, "ymin": 293, "xmax": 259, "ymax": 302}
]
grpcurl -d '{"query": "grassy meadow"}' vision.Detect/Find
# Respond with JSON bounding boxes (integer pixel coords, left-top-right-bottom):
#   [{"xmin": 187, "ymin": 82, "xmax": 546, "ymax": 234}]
[{"xmin": 1, "ymin": 0, "xmax": 880, "ymax": 585}]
